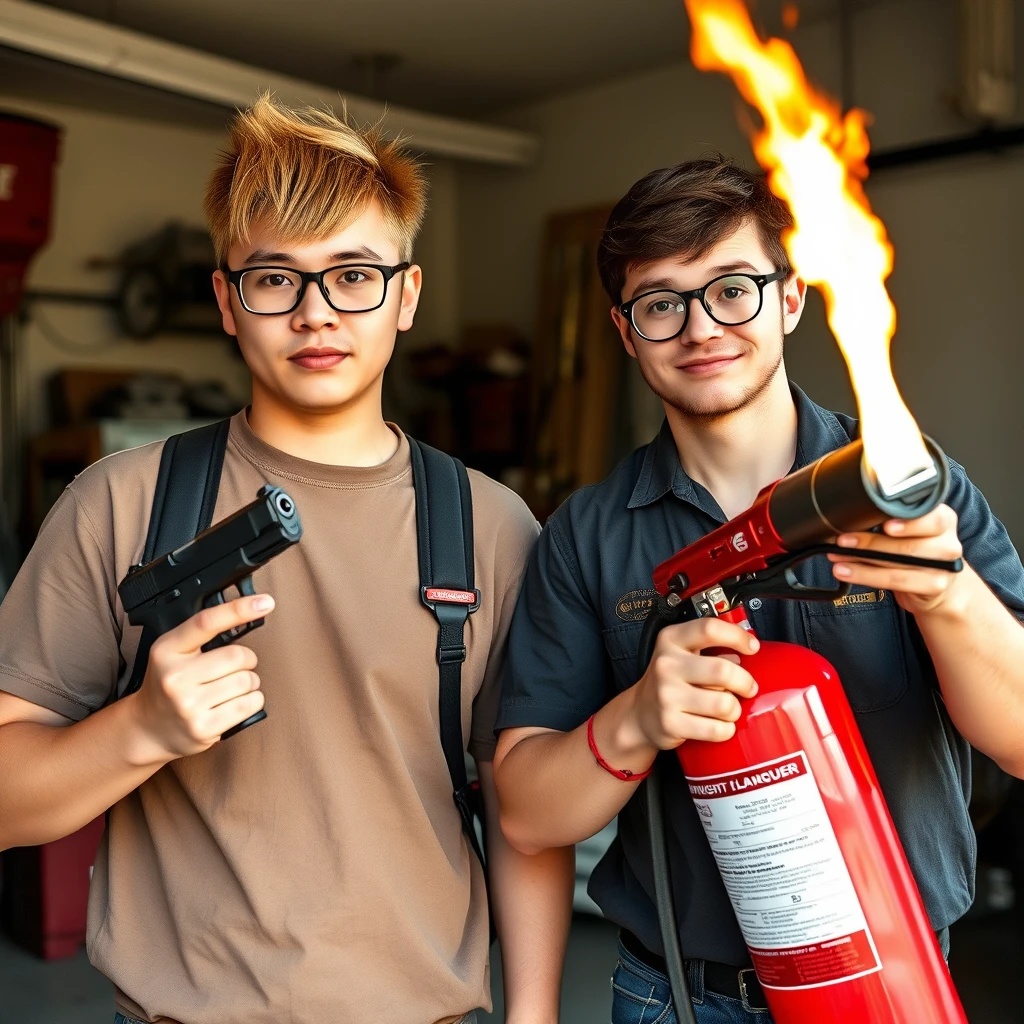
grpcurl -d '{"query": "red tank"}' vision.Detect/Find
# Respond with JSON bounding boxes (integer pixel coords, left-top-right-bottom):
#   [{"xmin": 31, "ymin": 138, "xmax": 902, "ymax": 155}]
[{"xmin": 678, "ymin": 610, "xmax": 967, "ymax": 1023}]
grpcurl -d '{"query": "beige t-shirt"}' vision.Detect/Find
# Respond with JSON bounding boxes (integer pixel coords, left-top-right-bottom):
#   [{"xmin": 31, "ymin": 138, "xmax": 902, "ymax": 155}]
[{"xmin": 0, "ymin": 412, "xmax": 539, "ymax": 1024}]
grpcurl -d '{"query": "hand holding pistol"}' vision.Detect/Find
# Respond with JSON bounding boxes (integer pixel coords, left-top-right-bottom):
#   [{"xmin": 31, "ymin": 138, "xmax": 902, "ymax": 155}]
[{"xmin": 117, "ymin": 485, "xmax": 302, "ymax": 752}]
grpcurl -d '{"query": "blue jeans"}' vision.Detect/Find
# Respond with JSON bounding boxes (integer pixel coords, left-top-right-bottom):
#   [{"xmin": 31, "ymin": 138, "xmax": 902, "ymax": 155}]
[{"xmin": 610, "ymin": 942, "xmax": 774, "ymax": 1024}]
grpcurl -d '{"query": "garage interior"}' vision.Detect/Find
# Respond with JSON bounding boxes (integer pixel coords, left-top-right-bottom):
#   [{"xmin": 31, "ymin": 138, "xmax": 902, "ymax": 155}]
[{"xmin": 0, "ymin": 0, "xmax": 1022, "ymax": 1021}]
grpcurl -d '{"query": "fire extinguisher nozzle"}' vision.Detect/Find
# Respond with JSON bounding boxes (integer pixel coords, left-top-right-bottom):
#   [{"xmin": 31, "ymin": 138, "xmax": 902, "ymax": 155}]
[{"xmin": 768, "ymin": 436, "xmax": 950, "ymax": 550}]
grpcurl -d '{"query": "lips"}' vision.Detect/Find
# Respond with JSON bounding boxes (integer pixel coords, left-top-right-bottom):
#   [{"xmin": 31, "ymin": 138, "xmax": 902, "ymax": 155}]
[
  {"xmin": 288, "ymin": 347, "xmax": 349, "ymax": 370},
  {"xmin": 677, "ymin": 353, "xmax": 742, "ymax": 375}
]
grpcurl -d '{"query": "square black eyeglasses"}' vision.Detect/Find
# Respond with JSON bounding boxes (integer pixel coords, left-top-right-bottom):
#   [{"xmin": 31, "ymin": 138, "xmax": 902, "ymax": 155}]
[
  {"xmin": 618, "ymin": 270, "xmax": 789, "ymax": 342},
  {"xmin": 226, "ymin": 262, "xmax": 410, "ymax": 316}
]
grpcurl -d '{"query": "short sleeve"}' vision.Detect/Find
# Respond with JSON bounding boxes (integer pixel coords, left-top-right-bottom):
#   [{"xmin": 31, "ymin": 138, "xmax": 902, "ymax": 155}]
[
  {"xmin": 0, "ymin": 486, "xmax": 123, "ymax": 720},
  {"xmin": 947, "ymin": 461, "xmax": 1024, "ymax": 621},
  {"xmin": 496, "ymin": 513, "xmax": 611, "ymax": 734},
  {"xmin": 468, "ymin": 485, "xmax": 541, "ymax": 762}
]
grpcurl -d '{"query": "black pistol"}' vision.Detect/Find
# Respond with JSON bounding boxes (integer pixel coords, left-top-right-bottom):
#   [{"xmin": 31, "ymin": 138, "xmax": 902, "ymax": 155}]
[{"xmin": 118, "ymin": 484, "xmax": 302, "ymax": 738}]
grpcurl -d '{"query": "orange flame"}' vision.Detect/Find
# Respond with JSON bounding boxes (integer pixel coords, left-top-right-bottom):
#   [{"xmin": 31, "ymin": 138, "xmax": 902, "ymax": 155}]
[{"xmin": 684, "ymin": 0, "xmax": 933, "ymax": 496}]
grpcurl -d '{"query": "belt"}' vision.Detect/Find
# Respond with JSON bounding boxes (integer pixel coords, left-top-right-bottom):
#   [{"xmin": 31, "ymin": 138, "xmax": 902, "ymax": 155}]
[{"xmin": 620, "ymin": 929, "xmax": 769, "ymax": 1012}]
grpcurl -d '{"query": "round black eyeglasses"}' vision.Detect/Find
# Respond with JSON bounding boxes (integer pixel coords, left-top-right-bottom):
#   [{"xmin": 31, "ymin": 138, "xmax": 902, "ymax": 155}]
[
  {"xmin": 226, "ymin": 262, "xmax": 410, "ymax": 316},
  {"xmin": 619, "ymin": 270, "xmax": 789, "ymax": 342}
]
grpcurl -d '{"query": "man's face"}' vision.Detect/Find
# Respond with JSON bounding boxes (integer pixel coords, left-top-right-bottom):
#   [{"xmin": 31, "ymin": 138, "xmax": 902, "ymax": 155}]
[
  {"xmin": 212, "ymin": 202, "xmax": 420, "ymax": 417},
  {"xmin": 611, "ymin": 219, "xmax": 805, "ymax": 420}
]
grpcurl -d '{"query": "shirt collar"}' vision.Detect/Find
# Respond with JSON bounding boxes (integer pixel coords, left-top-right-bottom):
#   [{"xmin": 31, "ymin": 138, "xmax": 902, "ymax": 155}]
[{"xmin": 627, "ymin": 382, "xmax": 853, "ymax": 515}]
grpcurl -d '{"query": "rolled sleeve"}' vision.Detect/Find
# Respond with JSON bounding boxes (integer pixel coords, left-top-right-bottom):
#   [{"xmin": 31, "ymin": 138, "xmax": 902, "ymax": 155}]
[{"xmin": 496, "ymin": 512, "xmax": 611, "ymax": 734}]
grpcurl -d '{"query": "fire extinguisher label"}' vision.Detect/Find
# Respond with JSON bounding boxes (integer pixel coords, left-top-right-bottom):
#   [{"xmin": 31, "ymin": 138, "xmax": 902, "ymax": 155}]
[{"xmin": 687, "ymin": 751, "xmax": 881, "ymax": 990}]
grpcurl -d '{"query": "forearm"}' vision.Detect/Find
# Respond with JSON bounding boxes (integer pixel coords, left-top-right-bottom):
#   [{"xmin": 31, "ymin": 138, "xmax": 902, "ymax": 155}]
[
  {"xmin": 489, "ymin": 837, "xmax": 575, "ymax": 1023},
  {"xmin": 479, "ymin": 761, "xmax": 574, "ymax": 1024},
  {"xmin": 0, "ymin": 695, "xmax": 172, "ymax": 849},
  {"xmin": 917, "ymin": 566, "xmax": 1024, "ymax": 776},
  {"xmin": 494, "ymin": 687, "xmax": 656, "ymax": 854}
]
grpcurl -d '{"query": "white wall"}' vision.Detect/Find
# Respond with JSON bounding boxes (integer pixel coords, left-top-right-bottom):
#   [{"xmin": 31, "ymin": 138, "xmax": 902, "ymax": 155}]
[{"xmin": 456, "ymin": 0, "xmax": 1024, "ymax": 546}]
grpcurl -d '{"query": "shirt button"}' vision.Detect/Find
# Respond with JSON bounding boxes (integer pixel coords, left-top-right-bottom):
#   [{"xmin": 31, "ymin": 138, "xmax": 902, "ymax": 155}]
[{"xmin": 747, "ymin": 598, "xmax": 763, "ymax": 611}]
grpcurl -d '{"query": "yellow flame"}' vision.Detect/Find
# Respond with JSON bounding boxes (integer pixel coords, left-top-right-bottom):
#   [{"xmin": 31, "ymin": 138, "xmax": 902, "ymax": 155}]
[{"xmin": 684, "ymin": 0, "xmax": 932, "ymax": 496}]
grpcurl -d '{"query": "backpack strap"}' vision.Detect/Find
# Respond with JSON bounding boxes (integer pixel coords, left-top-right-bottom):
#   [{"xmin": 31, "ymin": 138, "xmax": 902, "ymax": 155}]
[
  {"xmin": 407, "ymin": 438, "xmax": 486, "ymax": 871},
  {"xmin": 121, "ymin": 419, "xmax": 231, "ymax": 698}
]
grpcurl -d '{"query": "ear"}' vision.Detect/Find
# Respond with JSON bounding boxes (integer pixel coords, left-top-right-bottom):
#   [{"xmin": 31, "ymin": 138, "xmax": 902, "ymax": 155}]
[
  {"xmin": 610, "ymin": 306, "xmax": 639, "ymax": 360},
  {"xmin": 212, "ymin": 270, "xmax": 238, "ymax": 337},
  {"xmin": 396, "ymin": 264, "xmax": 423, "ymax": 333},
  {"xmin": 782, "ymin": 274, "xmax": 807, "ymax": 336}
]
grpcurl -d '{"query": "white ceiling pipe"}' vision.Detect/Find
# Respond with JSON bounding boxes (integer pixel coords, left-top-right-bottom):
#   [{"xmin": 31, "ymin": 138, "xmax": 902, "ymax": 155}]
[{"xmin": 0, "ymin": 0, "xmax": 539, "ymax": 165}]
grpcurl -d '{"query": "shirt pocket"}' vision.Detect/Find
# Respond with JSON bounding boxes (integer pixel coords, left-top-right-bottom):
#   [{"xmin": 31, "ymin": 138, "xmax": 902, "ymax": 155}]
[
  {"xmin": 603, "ymin": 621, "xmax": 645, "ymax": 691},
  {"xmin": 801, "ymin": 592, "xmax": 908, "ymax": 712}
]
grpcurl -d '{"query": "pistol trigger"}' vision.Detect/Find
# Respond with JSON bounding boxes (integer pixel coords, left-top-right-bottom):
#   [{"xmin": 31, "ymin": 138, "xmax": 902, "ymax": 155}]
[
  {"xmin": 238, "ymin": 576, "xmax": 256, "ymax": 598},
  {"xmin": 203, "ymin": 590, "xmax": 227, "ymax": 610}
]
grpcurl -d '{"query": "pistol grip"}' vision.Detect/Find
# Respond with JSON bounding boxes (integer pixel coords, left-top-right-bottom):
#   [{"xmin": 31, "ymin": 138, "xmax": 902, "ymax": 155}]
[{"xmin": 221, "ymin": 709, "xmax": 267, "ymax": 740}]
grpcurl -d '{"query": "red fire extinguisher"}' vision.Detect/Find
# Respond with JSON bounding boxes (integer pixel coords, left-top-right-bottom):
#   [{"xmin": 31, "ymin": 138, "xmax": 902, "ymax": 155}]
[{"xmin": 639, "ymin": 436, "xmax": 968, "ymax": 1024}]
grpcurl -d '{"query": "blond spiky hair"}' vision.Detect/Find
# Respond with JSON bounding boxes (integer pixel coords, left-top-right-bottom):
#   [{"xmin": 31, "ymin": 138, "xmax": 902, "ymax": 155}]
[{"xmin": 204, "ymin": 93, "xmax": 428, "ymax": 265}]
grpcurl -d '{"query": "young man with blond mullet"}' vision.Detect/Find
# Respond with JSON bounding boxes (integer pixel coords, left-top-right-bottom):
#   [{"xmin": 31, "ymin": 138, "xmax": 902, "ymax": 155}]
[
  {"xmin": 0, "ymin": 96, "xmax": 572, "ymax": 1024},
  {"xmin": 492, "ymin": 158, "xmax": 1024, "ymax": 1024}
]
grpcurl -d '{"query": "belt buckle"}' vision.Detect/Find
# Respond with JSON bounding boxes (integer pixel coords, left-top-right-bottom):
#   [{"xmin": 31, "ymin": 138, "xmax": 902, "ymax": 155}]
[{"xmin": 737, "ymin": 968, "xmax": 767, "ymax": 1012}]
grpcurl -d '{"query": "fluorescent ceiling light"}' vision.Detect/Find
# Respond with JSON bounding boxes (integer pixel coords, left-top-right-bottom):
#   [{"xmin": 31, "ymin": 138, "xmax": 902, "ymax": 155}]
[{"xmin": 0, "ymin": 0, "xmax": 539, "ymax": 166}]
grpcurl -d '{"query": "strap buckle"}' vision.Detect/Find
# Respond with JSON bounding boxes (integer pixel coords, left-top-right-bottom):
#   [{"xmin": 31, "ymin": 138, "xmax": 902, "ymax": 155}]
[
  {"xmin": 737, "ymin": 968, "xmax": 768, "ymax": 1012},
  {"xmin": 421, "ymin": 585, "xmax": 481, "ymax": 613},
  {"xmin": 438, "ymin": 643, "xmax": 468, "ymax": 665}
]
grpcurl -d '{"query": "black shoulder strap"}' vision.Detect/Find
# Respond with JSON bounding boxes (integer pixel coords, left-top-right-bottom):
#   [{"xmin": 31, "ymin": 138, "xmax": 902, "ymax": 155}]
[
  {"xmin": 122, "ymin": 419, "xmax": 231, "ymax": 697},
  {"xmin": 407, "ymin": 438, "xmax": 485, "ymax": 869}
]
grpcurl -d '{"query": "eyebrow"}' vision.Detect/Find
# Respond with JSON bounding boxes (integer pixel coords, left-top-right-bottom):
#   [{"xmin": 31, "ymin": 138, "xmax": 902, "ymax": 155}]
[
  {"xmin": 240, "ymin": 245, "xmax": 384, "ymax": 266},
  {"xmin": 628, "ymin": 261, "xmax": 765, "ymax": 300}
]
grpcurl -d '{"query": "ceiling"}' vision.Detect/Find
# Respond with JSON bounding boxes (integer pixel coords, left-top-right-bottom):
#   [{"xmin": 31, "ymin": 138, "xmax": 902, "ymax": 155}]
[{"xmin": 25, "ymin": 0, "xmax": 852, "ymax": 119}]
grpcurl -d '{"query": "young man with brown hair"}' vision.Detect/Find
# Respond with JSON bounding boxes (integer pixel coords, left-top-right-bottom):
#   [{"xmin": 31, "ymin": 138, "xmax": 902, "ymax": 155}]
[
  {"xmin": 0, "ymin": 96, "xmax": 573, "ymax": 1024},
  {"xmin": 493, "ymin": 157, "xmax": 1024, "ymax": 1024}
]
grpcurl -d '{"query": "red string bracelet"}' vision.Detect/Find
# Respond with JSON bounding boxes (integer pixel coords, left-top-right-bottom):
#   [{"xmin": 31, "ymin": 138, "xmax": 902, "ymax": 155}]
[{"xmin": 587, "ymin": 714, "xmax": 654, "ymax": 782}]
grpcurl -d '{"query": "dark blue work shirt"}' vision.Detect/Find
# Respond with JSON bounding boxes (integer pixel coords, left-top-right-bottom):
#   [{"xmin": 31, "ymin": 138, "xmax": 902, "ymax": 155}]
[{"xmin": 497, "ymin": 383, "xmax": 1024, "ymax": 966}]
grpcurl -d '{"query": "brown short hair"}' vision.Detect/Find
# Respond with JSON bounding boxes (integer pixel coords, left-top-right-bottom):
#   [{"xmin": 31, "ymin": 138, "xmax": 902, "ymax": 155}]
[
  {"xmin": 204, "ymin": 93, "xmax": 428, "ymax": 265},
  {"xmin": 597, "ymin": 157, "xmax": 793, "ymax": 302}
]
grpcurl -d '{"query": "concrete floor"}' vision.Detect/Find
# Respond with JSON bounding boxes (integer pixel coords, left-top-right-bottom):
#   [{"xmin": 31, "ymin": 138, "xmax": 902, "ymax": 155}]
[{"xmin": 0, "ymin": 911, "xmax": 1019, "ymax": 1024}]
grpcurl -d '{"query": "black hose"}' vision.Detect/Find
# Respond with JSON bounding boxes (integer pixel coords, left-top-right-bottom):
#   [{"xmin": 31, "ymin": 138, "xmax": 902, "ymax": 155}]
[{"xmin": 637, "ymin": 609, "xmax": 699, "ymax": 1024}]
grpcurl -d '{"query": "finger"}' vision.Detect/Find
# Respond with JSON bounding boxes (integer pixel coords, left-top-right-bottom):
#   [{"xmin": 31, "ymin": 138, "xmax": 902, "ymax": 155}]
[
  {"xmin": 674, "ymin": 713, "xmax": 736, "ymax": 744},
  {"xmin": 836, "ymin": 506, "xmax": 958, "ymax": 549},
  {"xmin": 830, "ymin": 532, "xmax": 962, "ymax": 563},
  {"xmin": 677, "ymin": 684, "xmax": 743, "ymax": 722},
  {"xmin": 662, "ymin": 618, "xmax": 760, "ymax": 657},
  {"xmin": 684, "ymin": 654, "xmax": 759, "ymax": 697},
  {"xmin": 199, "ymin": 670, "xmax": 261, "ymax": 711},
  {"xmin": 882, "ymin": 504, "xmax": 958, "ymax": 539},
  {"xmin": 169, "ymin": 595, "xmax": 275, "ymax": 654},
  {"xmin": 202, "ymin": 689, "xmax": 266, "ymax": 740},
  {"xmin": 831, "ymin": 562, "xmax": 951, "ymax": 597},
  {"xmin": 164, "ymin": 644, "xmax": 258, "ymax": 691},
  {"xmin": 654, "ymin": 651, "xmax": 758, "ymax": 698}
]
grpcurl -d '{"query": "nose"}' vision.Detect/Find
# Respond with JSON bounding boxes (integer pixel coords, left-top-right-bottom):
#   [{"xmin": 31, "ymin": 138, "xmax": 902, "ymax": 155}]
[
  {"xmin": 290, "ymin": 278, "xmax": 340, "ymax": 333},
  {"xmin": 682, "ymin": 296, "xmax": 723, "ymax": 345}
]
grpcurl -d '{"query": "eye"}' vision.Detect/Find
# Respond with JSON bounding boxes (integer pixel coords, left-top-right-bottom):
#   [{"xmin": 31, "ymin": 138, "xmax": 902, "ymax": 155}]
[
  {"xmin": 259, "ymin": 273, "xmax": 292, "ymax": 288},
  {"xmin": 647, "ymin": 299, "xmax": 681, "ymax": 315},
  {"xmin": 342, "ymin": 270, "xmax": 368, "ymax": 285}
]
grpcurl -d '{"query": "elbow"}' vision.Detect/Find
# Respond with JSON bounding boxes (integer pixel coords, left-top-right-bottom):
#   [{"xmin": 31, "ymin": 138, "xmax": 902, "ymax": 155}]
[
  {"xmin": 996, "ymin": 753, "xmax": 1024, "ymax": 781},
  {"xmin": 497, "ymin": 806, "xmax": 548, "ymax": 856}
]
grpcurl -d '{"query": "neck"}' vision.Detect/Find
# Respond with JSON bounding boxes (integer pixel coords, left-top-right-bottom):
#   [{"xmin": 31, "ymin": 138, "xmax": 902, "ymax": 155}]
[
  {"xmin": 665, "ymin": 370, "xmax": 798, "ymax": 520},
  {"xmin": 246, "ymin": 378, "xmax": 399, "ymax": 467}
]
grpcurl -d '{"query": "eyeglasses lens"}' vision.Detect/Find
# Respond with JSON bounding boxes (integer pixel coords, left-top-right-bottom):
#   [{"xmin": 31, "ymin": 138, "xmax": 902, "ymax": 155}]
[
  {"xmin": 632, "ymin": 275, "xmax": 763, "ymax": 341},
  {"xmin": 239, "ymin": 266, "xmax": 387, "ymax": 314}
]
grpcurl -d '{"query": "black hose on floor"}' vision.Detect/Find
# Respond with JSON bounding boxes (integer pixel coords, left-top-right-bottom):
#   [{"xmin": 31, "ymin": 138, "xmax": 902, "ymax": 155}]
[{"xmin": 637, "ymin": 609, "xmax": 698, "ymax": 1024}]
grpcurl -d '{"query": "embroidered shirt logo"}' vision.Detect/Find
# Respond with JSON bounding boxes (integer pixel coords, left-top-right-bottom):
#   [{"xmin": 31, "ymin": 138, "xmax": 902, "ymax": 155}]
[
  {"xmin": 615, "ymin": 589, "xmax": 658, "ymax": 622},
  {"xmin": 833, "ymin": 589, "xmax": 886, "ymax": 608}
]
